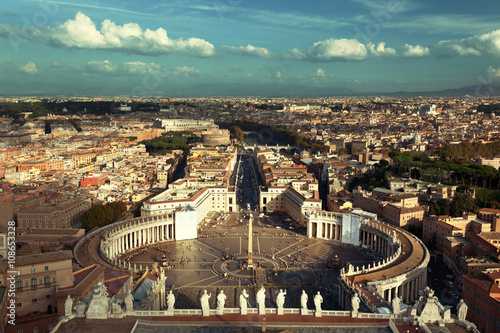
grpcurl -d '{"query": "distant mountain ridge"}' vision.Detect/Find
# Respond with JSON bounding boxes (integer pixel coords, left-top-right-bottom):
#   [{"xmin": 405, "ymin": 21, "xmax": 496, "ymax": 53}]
[
  {"xmin": 1, "ymin": 81, "xmax": 500, "ymax": 98},
  {"xmin": 371, "ymin": 82, "xmax": 500, "ymax": 97}
]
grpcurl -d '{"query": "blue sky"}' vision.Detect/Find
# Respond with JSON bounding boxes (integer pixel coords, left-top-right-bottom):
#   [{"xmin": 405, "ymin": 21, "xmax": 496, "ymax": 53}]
[{"xmin": 1, "ymin": 0, "xmax": 500, "ymax": 96}]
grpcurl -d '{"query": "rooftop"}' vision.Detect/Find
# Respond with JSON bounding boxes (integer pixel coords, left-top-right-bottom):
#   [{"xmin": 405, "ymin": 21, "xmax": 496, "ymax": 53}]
[{"xmin": 14, "ymin": 250, "xmax": 73, "ymax": 266}]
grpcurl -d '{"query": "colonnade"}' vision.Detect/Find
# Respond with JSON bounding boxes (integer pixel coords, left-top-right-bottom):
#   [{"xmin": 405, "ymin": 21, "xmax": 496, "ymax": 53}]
[
  {"xmin": 106, "ymin": 223, "xmax": 174, "ymax": 259},
  {"xmin": 360, "ymin": 228, "xmax": 396, "ymax": 257},
  {"xmin": 339, "ymin": 220, "xmax": 429, "ymax": 311},
  {"xmin": 100, "ymin": 214, "xmax": 175, "ymax": 262},
  {"xmin": 382, "ymin": 273, "xmax": 427, "ymax": 305},
  {"xmin": 307, "ymin": 211, "xmax": 343, "ymax": 240}
]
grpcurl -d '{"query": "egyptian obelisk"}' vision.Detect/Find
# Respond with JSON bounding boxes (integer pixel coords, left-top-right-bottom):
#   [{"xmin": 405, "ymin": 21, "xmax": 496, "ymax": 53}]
[{"xmin": 248, "ymin": 211, "xmax": 254, "ymax": 268}]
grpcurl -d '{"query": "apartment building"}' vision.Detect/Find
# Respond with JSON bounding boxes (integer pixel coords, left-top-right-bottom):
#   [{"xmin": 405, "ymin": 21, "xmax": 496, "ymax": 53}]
[
  {"xmin": 462, "ymin": 269, "xmax": 500, "ymax": 333},
  {"xmin": 17, "ymin": 197, "xmax": 91, "ymax": 229}
]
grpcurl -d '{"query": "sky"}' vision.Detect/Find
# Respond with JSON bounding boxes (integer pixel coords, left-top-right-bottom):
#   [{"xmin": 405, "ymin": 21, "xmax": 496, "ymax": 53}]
[{"xmin": 1, "ymin": 0, "xmax": 500, "ymax": 97}]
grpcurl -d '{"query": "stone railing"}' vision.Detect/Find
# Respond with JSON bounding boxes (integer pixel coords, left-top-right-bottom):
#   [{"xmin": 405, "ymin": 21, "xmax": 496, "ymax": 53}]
[{"xmin": 129, "ymin": 308, "xmax": 353, "ymax": 317}]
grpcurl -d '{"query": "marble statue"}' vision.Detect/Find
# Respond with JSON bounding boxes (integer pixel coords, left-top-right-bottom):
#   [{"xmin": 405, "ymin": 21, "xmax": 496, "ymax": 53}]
[
  {"xmin": 256, "ymin": 285, "xmax": 266, "ymax": 315},
  {"xmin": 276, "ymin": 289, "xmax": 286, "ymax": 314},
  {"xmin": 111, "ymin": 303, "xmax": 122, "ymax": 315},
  {"xmin": 75, "ymin": 301, "xmax": 86, "ymax": 317},
  {"xmin": 217, "ymin": 290, "xmax": 226, "ymax": 310},
  {"xmin": 314, "ymin": 291, "xmax": 323, "ymax": 317},
  {"xmin": 201, "ymin": 290, "xmax": 211, "ymax": 316},
  {"xmin": 240, "ymin": 289, "xmax": 249, "ymax": 315},
  {"xmin": 125, "ymin": 290, "xmax": 134, "ymax": 312},
  {"xmin": 86, "ymin": 282, "xmax": 110, "ymax": 319},
  {"xmin": 300, "ymin": 290, "xmax": 308, "ymax": 311},
  {"xmin": 216, "ymin": 290, "xmax": 226, "ymax": 315},
  {"xmin": 167, "ymin": 291, "xmax": 175, "ymax": 310},
  {"xmin": 351, "ymin": 293, "xmax": 360, "ymax": 313},
  {"xmin": 457, "ymin": 299, "xmax": 468, "ymax": 321},
  {"xmin": 64, "ymin": 295, "xmax": 73, "ymax": 317}
]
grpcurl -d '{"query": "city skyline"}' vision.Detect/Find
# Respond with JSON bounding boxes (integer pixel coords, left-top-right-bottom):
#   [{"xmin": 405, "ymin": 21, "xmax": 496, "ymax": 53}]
[{"xmin": 1, "ymin": 0, "xmax": 500, "ymax": 96}]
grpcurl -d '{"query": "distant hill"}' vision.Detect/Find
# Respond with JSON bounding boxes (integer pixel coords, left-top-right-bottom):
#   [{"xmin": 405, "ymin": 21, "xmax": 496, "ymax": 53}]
[
  {"xmin": 1, "ymin": 80, "xmax": 499, "ymax": 98},
  {"xmin": 371, "ymin": 82, "xmax": 500, "ymax": 97}
]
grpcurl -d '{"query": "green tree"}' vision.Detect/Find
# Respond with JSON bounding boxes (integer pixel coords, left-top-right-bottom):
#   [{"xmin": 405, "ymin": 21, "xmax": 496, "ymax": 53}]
[
  {"xmin": 449, "ymin": 193, "xmax": 476, "ymax": 217},
  {"xmin": 228, "ymin": 126, "xmax": 244, "ymax": 141},
  {"xmin": 81, "ymin": 201, "xmax": 127, "ymax": 230}
]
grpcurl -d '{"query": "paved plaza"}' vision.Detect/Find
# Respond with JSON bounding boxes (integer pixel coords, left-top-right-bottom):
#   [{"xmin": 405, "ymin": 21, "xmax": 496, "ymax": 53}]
[{"xmin": 118, "ymin": 212, "xmax": 375, "ymax": 310}]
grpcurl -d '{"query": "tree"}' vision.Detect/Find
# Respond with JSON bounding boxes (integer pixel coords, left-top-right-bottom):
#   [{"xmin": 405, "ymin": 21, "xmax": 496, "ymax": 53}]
[
  {"xmin": 321, "ymin": 145, "xmax": 330, "ymax": 155},
  {"xmin": 449, "ymin": 193, "xmax": 476, "ymax": 217},
  {"xmin": 81, "ymin": 201, "xmax": 127, "ymax": 230},
  {"xmin": 229, "ymin": 126, "xmax": 244, "ymax": 142},
  {"xmin": 338, "ymin": 147, "xmax": 348, "ymax": 155}
]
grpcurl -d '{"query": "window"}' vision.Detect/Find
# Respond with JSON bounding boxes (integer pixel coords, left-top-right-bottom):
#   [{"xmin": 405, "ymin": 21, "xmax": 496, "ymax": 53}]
[
  {"xmin": 30, "ymin": 277, "xmax": 37, "ymax": 286},
  {"xmin": 0, "ymin": 236, "xmax": 4, "ymax": 247},
  {"xmin": 16, "ymin": 280, "xmax": 22, "ymax": 289},
  {"xmin": 44, "ymin": 266, "xmax": 49, "ymax": 271},
  {"xmin": 33, "ymin": 327, "xmax": 38, "ymax": 333},
  {"xmin": 32, "ymin": 299, "xmax": 37, "ymax": 303},
  {"xmin": 31, "ymin": 268, "xmax": 35, "ymax": 274},
  {"xmin": 46, "ymin": 295, "xmax": 50, "ymax": 298},
  {"xmin": 44, "ymin": 276, "xmax": 50, "ymax": 284}
]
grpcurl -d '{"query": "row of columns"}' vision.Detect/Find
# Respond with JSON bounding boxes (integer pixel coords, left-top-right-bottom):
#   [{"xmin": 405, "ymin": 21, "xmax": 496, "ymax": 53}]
[
  {"xmin": 107, "ymin": 223, "xmax": 174, "ymax": 259},
  {"xmin": 307, "ymin": 221, "xmax": 342, "ymax": 240},
  {"xmin": 381, "ymin": 272, "xmax": 426, "ymax": 305},
  {"xmin": 360, "ymin": 229, "xmax": 394, "ymax": 257}
]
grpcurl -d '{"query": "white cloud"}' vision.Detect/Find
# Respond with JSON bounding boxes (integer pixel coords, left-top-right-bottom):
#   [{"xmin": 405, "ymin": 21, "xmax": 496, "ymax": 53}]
[
  {"xmin": 316, "ymin": 68, "xmax": 325, "ymax": 77},
  {"xmin": 275, "ymin": 71, "xmax": 282, "ymax": 79},
  {"xmin": 122, "ymin": 61, "xmax": 161, "ymax": 74},
  {"xmin": 283, "ymin": 48, "xmax": 306, "ymax": 60},
  {"xmin": 170, "ymin": 66, "xmax": 200, "ymax": 77},
  {"xmin": 86, "ymin": 60, "xmax": 163, "ymax": 75},
  {"xmin": 0, "ymin": 12, "xmax": 215, "ymax": 57},
  {"xmin": 223, "ymin": 44, "xmax": 272, "ymax": 58},
  {"xmin": 87, "ymin": 60, "xmax": 117, "ymax": 72},
  {"xmin": 19, "ymin": 61, "xmax": 38, "ymax": 74},
  {"xmin": 435, "ymin": 29, "xmax": 500, "ymax": 57},
  {"xmin": 487, "ymin": 66, "xmax": 500, "ymax": 79},
  {"xmin": 401, "ymin": 44, "xmax": 430, "ymax": 57},
  {"xmin": 367, "ymin": 42, "xmax": 397, "ymax": 57},
  {"xmin": 306, "ymin": 38, "xmax": 368, "ymax": 62}
]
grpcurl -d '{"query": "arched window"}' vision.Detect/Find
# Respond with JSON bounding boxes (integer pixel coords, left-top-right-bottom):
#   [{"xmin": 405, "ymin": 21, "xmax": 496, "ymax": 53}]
[
  {"xmin": 44, "ymin": 275, "xmax": 50, "ymax": 284},
  {"xmin": 31, "ymin": 277, "xmax": 37, "ymax": 286},
  {"xmin": 16, "ymin": 280, "xmax": 22, "ymax": 289}
]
